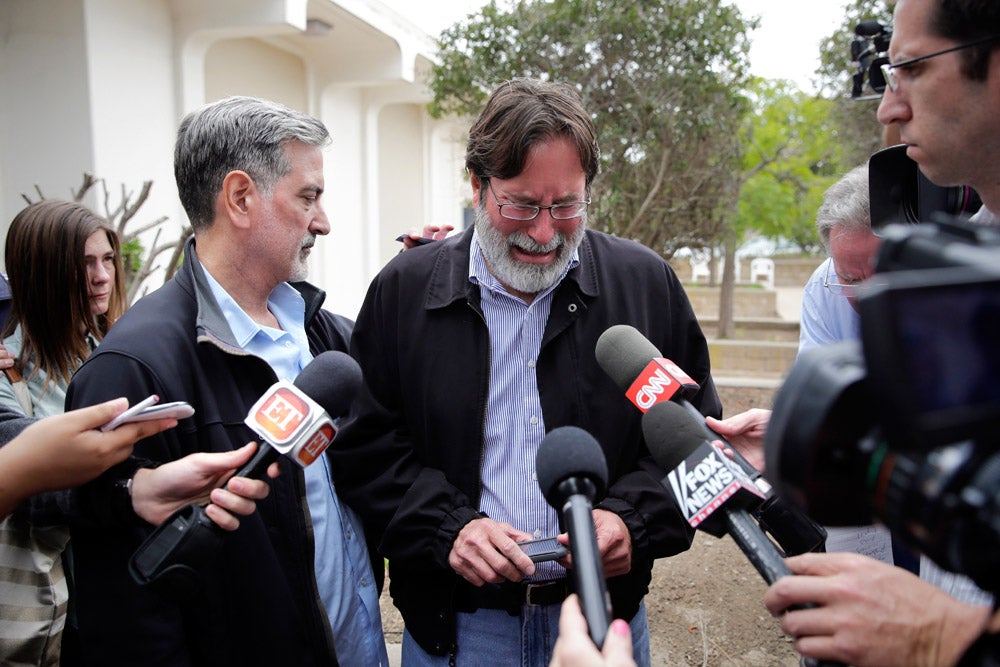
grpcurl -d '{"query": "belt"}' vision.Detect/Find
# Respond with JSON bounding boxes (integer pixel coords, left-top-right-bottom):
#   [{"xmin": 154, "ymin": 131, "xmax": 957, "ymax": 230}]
[{"xmin": 455, "ymin": 579, "xmax": 571, "ymax": 615}]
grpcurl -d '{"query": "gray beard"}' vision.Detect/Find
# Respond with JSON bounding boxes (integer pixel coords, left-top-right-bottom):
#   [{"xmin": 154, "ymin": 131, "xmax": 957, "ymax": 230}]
[{"xmin": 473, "ymin": 204, "xmax": 586, "ymax": 296}]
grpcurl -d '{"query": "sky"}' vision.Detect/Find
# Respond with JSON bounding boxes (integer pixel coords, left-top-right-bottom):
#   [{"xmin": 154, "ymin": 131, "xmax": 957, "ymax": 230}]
[{"xmin": 378, "ymin": 0, "xmax": 852, "ymax": 93}]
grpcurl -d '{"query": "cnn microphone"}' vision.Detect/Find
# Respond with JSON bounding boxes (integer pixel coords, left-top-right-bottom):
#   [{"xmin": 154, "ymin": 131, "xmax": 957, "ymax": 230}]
[
  {"xmin": 536, "ymin": 426, "xmax": 612, "ymax": 649},
  {"xmin": 595, "ymin": 324, "xmax": 827, "ymax": 556},
  {"xmin": 128, "ymin": 351, "xmax": 362, "ymax": 598}
]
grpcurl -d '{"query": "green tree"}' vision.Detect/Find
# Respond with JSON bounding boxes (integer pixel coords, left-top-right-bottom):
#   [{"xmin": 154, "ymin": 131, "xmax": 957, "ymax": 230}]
[
  {"xmin": 429, "ymin": 0, "xmax": 757, "ymax": 258},
  {"xmin": 706, "ymin": 80, "xmax": 843, "ymax": 337},
  {"xmin": 737, "ymin": 80, "xmax": 842, "ymax": 254}
]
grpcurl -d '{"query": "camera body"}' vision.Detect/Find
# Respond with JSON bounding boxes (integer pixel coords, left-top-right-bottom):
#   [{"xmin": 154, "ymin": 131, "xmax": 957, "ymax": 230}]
[{"xmin": 765, "ymin": 179, "xmax": 1000, "ymax": 593}]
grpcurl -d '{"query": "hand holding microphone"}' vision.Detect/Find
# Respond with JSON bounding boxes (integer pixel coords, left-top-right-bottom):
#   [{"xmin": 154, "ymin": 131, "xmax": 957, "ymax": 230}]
[{"xmin": 128, "ymin": 351, "xmax": 362, "ymax": 599}]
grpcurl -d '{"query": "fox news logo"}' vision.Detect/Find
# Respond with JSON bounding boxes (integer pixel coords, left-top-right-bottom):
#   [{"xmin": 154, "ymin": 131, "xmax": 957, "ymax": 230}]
[{"xmin": 666, "ymin": 449, "xmax": 741, "ymax": 527}]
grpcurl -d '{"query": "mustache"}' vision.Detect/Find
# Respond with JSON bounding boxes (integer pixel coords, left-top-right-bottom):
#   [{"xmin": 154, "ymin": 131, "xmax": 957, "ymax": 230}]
[
  {"xmin": 300, "ymin": 235, "xmax": 316, "ymax": 250},
  {"xmin": 508, "ymin": 231, "xmax": 564, "ymax": 253}
]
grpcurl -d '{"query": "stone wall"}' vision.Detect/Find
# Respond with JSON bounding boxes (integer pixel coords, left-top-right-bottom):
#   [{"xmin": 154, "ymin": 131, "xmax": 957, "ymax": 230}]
[
  {"xmin": 772, "ymin": 256, "xmax": 825, "ymax": 287},
  {"xmin": 669, "ymin": 255, "xmax": 824, "ymax": 288},
  {"xmin": 708, "ymin": 339, "xmax": 798, "ymax": 379},
  {"xmin": 686, "ymin": 287, "xmax": 781, "ymax": 320}
]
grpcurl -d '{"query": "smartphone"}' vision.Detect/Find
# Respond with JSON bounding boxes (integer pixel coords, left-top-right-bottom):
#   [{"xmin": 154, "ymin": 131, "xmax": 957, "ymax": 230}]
[
  {"xmin": 517, "ymin": 537, "xmax": 569, "ymax": 563},
  {"xmin": 394, "ymin": 233, "xmax": 436, "ymax": 246},
  {"xmin": 101, "ymin": 398, "xmax": 194, "ymax": 431}
]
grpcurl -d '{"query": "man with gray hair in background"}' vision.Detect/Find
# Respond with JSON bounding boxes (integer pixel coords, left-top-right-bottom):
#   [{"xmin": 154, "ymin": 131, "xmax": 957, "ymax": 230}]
[{"xmin": 66, "ymin": 97, "xmax": 385, "ymax": 666}]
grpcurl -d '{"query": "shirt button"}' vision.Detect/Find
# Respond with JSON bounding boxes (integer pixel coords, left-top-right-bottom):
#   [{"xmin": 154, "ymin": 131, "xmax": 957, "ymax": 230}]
[
  {"xmin": 527, "ymin": 359, "xmax": 536, "ymax": 368},
  {"xmin": 529, "ymin": 416, "xmax": 538, "ymax": 425},
  {"xmin": 533, "ymin": 529, "xmax": 542, "ymax": 538}
]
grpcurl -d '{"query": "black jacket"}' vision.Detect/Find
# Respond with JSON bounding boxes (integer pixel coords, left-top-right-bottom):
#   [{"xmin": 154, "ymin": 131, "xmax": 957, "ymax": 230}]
[
  {"xmin": 66, "ymin": 239, "xmax": 361, "ymax": 667},
  {"xmin": 332, "ymin": 227, "xmax": 722, "ymax": 655}
]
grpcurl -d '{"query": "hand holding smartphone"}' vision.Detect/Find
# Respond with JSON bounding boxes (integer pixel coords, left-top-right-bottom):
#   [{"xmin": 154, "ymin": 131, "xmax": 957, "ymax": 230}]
[{"xmin": 100, "ymin": 395, "xmax": 195, "ymax": 432}]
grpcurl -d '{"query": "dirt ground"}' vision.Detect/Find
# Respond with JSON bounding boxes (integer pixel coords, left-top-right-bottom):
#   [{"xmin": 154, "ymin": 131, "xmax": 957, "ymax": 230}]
[{"xmin": 379, "ymin": 385, "xmax": 800, "ymax": 666}]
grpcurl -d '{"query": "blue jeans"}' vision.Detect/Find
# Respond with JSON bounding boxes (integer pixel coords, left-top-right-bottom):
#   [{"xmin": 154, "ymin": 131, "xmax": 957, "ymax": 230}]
[{"xmin": 401, "ymin": 601, "xmax": 650, "ymax": 667}]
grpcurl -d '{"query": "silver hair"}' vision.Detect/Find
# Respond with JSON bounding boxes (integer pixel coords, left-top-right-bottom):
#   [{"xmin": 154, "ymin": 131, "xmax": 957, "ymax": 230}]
[
  {"xmin": 815, "ymin": 164, "xmax": 871, "ymax": 253},
  {"xmin": 174, "ymin": 96, "xmax": 330, "ymax": 231}
]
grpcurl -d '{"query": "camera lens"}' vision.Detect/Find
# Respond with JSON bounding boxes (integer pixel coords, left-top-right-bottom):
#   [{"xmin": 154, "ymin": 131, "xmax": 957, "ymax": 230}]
[{"xmin": 868, "ymin": 56, "xmax": 889, "ymax": 94}]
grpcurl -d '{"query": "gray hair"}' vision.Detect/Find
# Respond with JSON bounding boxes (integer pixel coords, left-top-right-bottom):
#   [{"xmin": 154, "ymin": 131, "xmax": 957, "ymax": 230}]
[
  {"xmin": 174, "ymin": 96, "xmax": 330, "ymax": 231},
  {"xmin": 816, "ymin": 164, "xmax": 870, "ymax": 253}
]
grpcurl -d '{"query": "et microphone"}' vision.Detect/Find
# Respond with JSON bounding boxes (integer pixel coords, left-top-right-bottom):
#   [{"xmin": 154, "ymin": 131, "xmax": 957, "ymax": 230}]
[
  {"xmin": 233, "ymin": 350, "xmax": 362, "ymax": 479},
  {"xmin": 595, "ymin": 324, "xmax": 827, "ymax": 556},
  {"xmin": 128, "ymin": 351, "xmax": 362, "ymax": 599},
  {"xmin": 536, "ymin": 426, "xmax": 612, "ymax": 649}
]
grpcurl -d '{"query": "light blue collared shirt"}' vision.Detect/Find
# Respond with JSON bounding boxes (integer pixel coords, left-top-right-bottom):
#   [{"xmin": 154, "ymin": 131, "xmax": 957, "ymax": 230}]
[
  {"xmin": 203, "ymin": 268, "xmax": 388, "ymax": 666},
  {"xmin": 468, "ymin": 229, "xmax": 579, "ymax": 581}
]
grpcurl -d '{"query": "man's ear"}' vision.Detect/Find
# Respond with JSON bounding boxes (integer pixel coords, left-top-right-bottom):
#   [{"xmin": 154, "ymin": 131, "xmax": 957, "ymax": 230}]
[
  {"xmin": 469, "ymin": 172, "xmax": 483, "ymax": 208},
  {"xmin": 220, "ymin": 171, "xmax": 255, "ymax": 228}
]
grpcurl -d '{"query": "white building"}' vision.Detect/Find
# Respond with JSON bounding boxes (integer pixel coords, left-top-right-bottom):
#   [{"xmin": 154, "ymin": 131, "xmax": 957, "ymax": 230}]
[{"xmin": 0, "ymin": 0, "xmax": 471, "ymax": 318}]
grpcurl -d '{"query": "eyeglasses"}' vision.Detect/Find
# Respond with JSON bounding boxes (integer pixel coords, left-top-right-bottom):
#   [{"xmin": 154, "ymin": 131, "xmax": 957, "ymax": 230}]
[
  {"xmin": 487, "ymin": 181, "xmax": 590, "ymax": 221},
  {"xmin": 823, "ymin": 260, "xmax": 862, "ymax": 298},
  {"xmin": 879, "ymin": 34, "xmax": 1000, "ymax": 93}
]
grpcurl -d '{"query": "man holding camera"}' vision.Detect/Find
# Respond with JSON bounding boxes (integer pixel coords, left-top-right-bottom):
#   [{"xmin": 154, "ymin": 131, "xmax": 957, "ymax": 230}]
[{"xmin": 761, "ymin": 1, "xmax": 1000, "ymax": 665}]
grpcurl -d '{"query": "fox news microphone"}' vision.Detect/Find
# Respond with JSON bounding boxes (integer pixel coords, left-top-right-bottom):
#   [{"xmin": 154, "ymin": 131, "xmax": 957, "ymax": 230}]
[
  {"xmin": 595, "ymin": 324, "xmax": 826, "ymax": 556},
  {"xmin": 128, "ymin": 351, "xmax": 362, "ymax": 598},
  {"xmin": 643, "ymin": 402, "xmax": 845, "ymax": 667},
  {"xmin": 641, "ymin": 402, "xmax": 789, "ymax": 578},
  {"xmin": 536, "ymin": 426, "xmax": 613, "ymax": 649}
]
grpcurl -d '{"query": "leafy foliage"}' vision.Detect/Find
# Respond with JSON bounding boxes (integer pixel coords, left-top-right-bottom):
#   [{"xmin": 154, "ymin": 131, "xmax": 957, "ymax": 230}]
[
  {"xmin": 737, "ymin": 80, "xmax": 844, "ymax": 254},
  {"xmin": 429, "ymin": 0, "xmax": 757, "ymax": 257}
]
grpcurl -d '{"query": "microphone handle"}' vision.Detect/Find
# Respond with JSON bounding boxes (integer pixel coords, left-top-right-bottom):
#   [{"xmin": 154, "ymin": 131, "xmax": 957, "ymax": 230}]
[
  {"xmin": 232, "ymin": 442, "xmax": 281, "ymax": 480},
  {"xmin": 562, "ymin": 490, "xmax": 612, "ymax": 648},
  {"xmin": 722, "ymin": 508, "xmax": 790, "ymax": 585},
  {"xmin": 722, "ymin": 510, "xmax": 847, "ymax": 667}
]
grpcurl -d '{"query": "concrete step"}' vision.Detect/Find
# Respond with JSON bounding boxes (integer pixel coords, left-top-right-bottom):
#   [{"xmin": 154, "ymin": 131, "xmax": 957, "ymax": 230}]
[
  {"xmin": 696, "ymin": 317, "xmax": 799, "ymax": 342},
  {"xmin": 687, "ymin": 286, "xmax": 781, "ymax": 320},
  {"xmin": 707, "ymin": 338, "xmax": 797, "ymax": 380}
]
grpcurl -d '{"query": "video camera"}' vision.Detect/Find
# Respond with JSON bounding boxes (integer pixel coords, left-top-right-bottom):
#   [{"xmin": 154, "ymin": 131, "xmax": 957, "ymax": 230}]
[
  {"xmin": 765, "ymin": 164, "xmax": 1000, "ymax": 594},
  {"xmin": 851, "ymin": 20, "xmax": 893, "ymax": 99},
  {"xmin": 869, "ymin": 145, "xmax": 981, "ymax": 230}
]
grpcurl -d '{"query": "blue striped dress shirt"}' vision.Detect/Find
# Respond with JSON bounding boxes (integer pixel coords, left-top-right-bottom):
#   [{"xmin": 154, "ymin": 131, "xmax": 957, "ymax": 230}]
[{"xmin": 469, "ymin": 230, "xmax": 580, "ymax": 581}]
